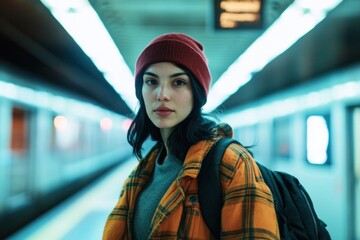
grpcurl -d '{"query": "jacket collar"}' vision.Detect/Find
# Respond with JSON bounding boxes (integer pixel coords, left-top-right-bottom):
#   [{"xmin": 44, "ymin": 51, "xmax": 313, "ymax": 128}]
[
  {"xmin": 179, "ymin": 139, "xmax": 215, "ymax": 179},
  {"xmin": 137, "ymin": 122, "xmax": 234, "ymax": 181},
  {"xmin": 179, "ymin": 122, "xmax": 234, "ymax": 179}
]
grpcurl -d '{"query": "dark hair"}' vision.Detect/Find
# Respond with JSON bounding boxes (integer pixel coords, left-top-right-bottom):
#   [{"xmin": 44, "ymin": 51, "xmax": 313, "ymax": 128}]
[{"xmin": 127, "ymin": 64, "xmax": 217, "ymax": 160}]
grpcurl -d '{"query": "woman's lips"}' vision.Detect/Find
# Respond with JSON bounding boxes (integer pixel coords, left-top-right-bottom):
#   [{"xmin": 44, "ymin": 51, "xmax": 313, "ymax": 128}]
[{"xmin": 154, "ymin": 106, "xmax": 174, "ymax": 117}]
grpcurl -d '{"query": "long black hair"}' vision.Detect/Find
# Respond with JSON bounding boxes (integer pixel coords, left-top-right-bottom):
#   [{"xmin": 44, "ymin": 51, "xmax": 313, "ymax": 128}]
[{"xmin": 127, "ymin": 64, "xmax": 217, "ymax": 160}]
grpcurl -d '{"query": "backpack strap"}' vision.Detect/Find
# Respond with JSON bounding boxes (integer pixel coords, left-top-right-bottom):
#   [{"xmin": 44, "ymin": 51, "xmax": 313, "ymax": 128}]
[
  {"xmin": 256, "ymin": 163, "xmax": 284, "ymax": 219},
  {"xmin": 198, "ymin": 138, "xmax": 238, "ymax": 239},
  {"xmin": 256, "ymin": 162, "xmax": 288, "ymax": 237},
  {"xmin": 198, "ymin": 139, "xmax": 277, "ymax": 238}
]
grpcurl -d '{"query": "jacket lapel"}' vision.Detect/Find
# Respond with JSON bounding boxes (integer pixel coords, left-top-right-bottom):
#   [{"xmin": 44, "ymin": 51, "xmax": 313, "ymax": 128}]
[
  {"xmin": 148, "ymin": 139, "xmax": 215, "ymax": 237},
  {"xmin": 126, "ymin": 144, "xmax": 159, "ymax": 236}
]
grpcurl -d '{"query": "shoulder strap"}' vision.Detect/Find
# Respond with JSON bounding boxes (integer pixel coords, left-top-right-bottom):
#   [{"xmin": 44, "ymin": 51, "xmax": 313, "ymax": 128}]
[
  {"xmin": 256, "ymin": 162, "xmax": 284, "ymax": 212},
  {"xmin": 198, "ymin": 138, "xmax": 237, "ymax": 239}
]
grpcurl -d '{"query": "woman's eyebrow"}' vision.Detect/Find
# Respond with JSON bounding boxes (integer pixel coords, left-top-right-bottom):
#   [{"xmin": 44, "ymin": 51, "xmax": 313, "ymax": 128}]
[
  {"xmin": 169, "ymin": 72, "xmax": 188, "ymax": 78},
  {"xmin": 143, "ymin": 72, "xmax": 188, "ymax": 78},
  {"xmin": 143, "ymin": 72, "xmax": 158, "ymax": 78}
]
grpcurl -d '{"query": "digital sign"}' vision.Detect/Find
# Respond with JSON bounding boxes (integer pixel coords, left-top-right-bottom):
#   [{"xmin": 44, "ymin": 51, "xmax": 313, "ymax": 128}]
[{"xmin": 214, "ymin": 0, "xmax": 264, "ymax": 29}]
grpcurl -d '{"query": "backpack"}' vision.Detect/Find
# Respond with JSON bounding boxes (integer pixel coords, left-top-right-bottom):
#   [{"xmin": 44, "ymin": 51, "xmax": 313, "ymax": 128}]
[{"xmin": 198, "ymin": 138, "xmax": 331, "ymax": 240}]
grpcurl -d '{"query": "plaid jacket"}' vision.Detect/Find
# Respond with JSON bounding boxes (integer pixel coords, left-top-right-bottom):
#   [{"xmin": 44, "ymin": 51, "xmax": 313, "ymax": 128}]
[{"xmin": 103, "ymin": 124, "xmax": 280, "ymax": 239}]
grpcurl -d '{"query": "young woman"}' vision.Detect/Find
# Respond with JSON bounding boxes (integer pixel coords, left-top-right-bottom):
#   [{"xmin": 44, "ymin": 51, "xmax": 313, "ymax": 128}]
[{"xmin": 103, "ymin": 33, "xmax": 280, "ymax": 239}]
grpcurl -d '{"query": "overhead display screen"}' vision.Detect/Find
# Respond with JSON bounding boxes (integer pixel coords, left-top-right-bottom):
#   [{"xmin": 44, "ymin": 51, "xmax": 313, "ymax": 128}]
[{"xmin": 214, "ymin": 0, "xmax": 264, "ymax": 29}]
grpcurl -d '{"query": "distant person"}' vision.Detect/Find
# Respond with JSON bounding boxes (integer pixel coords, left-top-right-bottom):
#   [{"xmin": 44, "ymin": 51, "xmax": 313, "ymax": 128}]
[{"xmin": 103, "ymin": 33, "xmax": 279, "ymax": 239}]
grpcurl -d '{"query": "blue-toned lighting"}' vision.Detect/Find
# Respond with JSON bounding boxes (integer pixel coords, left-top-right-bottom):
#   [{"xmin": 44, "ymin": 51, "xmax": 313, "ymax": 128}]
[
  {"xmin": 0, "ymin": 78, "xmax": 129, "ymax": 124},
  {"xmin": 306, "ymin": 115, "xmax": 329, "ymax": 164},
  {"xmin": 39, "ymin": 0, "xmax": 343, "ymax": 114},
  {"xmin": 221, "ymin": 64, "xmax": 360, "ymax": 128},
  {"xmin": 203, "ymin": 0, "xmax": 343, "ymax": 112},
  {"xmin": 40, "ymin": 0, "xmax": 137, "ymax": 113}
]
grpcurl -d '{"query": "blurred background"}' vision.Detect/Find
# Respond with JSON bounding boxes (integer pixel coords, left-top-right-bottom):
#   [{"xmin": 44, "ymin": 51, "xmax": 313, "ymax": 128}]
[{"xmin": 0, "ymin": 0, "xmax": 359, "ymax": 239}]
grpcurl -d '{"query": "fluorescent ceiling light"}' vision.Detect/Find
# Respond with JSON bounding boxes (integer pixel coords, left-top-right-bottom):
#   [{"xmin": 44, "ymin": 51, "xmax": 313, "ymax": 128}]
[
  {"xmin": 203, "ymin": 0, "xmax": 343, "ymax": 112},
  {"xmin": 221, "ymin": 64, "xmax": 360, "ymax": 128},
  {"xmin": 40, "ymin": 0, "xmax": 342, "ymax": 115},
  {"xmin": 0, "ymin": 79, "xmax": 123, "ymax": 121},
  {"xmin": 40, "ymin": 0, "xmax": 138, "ymax": 113}
]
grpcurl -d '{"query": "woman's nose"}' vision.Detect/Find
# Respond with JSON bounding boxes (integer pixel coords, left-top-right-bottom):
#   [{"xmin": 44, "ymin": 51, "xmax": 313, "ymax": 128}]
[{"xmin": 157, "ymin": 85, "xmax": 170, "ymax": 101}]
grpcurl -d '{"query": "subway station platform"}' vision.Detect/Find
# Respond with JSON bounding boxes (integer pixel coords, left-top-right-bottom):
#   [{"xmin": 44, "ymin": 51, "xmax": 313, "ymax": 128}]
[{"xmin": 8, "ymin": 158, "xmax": 138, "ymax": 240}]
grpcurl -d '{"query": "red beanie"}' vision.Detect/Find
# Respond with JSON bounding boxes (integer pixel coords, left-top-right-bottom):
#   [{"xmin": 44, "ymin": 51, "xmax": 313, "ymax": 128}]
[{"xmin": 135, "ymin": 33, "xmax": 211, "ymax": 100}]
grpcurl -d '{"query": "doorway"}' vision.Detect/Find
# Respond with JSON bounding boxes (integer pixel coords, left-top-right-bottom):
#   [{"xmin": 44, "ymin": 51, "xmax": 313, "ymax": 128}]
[{"xmin": 349, "ymin": 107, "xmax": 360, "ymax": 240}]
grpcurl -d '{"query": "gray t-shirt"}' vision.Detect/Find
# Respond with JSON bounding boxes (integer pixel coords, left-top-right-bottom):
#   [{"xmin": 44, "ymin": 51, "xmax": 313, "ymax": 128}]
[{"xmin": 133, "ymin": 150, "xmax": 183, "ymax": 240}]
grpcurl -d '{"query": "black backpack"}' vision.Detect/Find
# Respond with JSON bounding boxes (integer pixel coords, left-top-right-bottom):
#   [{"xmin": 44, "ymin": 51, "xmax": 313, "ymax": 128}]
[{"xmin": 198, "ymin": 138, "xmax": 331, "ymax": 240}]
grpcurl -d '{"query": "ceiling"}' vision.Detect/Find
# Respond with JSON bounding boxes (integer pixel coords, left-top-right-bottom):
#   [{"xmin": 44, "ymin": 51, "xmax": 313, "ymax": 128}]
[
  {"xmin": 0, "ymin": 0, "xmax": 359, "ymax": 117},
  {"xmin": 0, "ymin": 0, "xmax": 133, "ymax": 116},
  {"xmin": 88, "ymin": 0, "xmax": 293, "ymax": 85}
]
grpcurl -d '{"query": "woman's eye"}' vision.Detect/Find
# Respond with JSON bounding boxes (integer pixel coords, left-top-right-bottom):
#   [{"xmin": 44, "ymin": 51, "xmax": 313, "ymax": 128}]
[
  {"xmin": 174, "ymin": 79, "xmax": 186, "ymax": 86},
  {"xmin": 145, "ymin": 79, "xmax": 157, "ymax": 85}
]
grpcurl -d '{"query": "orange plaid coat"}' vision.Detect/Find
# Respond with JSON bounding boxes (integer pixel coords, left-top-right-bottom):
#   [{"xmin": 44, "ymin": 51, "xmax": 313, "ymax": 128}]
[{"xmin": 103, "ymin": 124, "xmax": 280, "ymax": 239}]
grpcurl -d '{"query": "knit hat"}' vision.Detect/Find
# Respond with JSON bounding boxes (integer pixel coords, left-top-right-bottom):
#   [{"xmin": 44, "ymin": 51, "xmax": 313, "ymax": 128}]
[{"xmin": 135, "ymin": 33, "xmax": 211, "ymax": 100}]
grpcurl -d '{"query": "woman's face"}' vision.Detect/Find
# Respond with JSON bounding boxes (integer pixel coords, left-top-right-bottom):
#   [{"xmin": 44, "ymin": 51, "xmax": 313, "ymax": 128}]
[{"xmin": 142, "ymin": 62, "xmax": 193, "ymax": 131}]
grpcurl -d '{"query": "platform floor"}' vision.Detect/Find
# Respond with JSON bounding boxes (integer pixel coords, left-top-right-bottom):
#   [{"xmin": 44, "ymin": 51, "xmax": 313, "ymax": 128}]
[{"xmin": 9, "ymin": 158, "xmax": 138, "ymax": 240}]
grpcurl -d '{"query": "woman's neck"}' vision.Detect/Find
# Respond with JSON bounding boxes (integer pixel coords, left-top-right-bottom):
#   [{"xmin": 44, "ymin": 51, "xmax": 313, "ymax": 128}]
[{"xmin": 160, "ymin": 128, "xmax": 172, "ymax": 156}]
